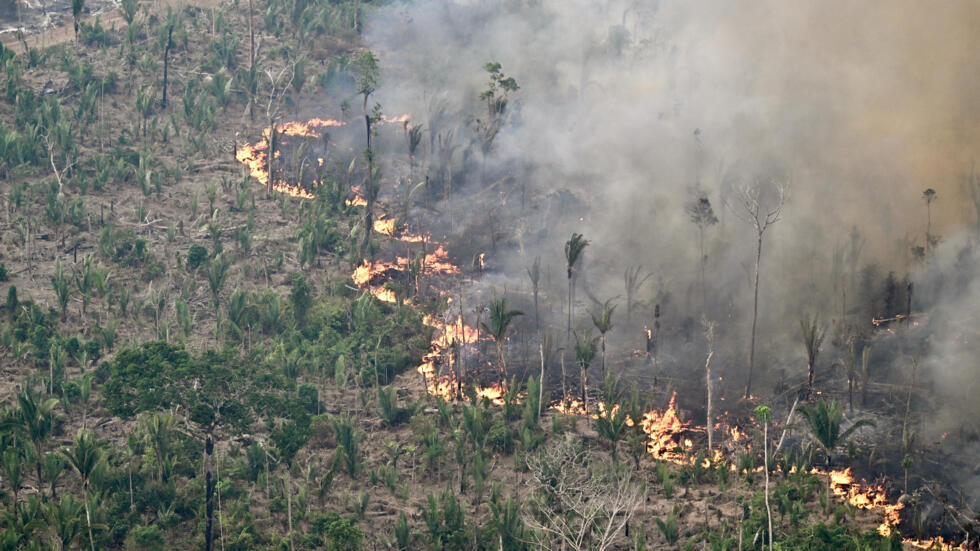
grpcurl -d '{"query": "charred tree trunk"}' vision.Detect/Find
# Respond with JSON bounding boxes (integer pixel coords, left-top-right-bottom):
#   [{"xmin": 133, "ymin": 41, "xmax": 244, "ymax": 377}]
[
  {"xmin": 705, "ymin": 342, "xmax": 714, "ymax": 452},
  {"xmin": 361, "ymin": 100, "xmax": 374, "ymax": 257},
  {"xmin": 161, "ymin": 26, "xmax": 173, "ymax": 109}
]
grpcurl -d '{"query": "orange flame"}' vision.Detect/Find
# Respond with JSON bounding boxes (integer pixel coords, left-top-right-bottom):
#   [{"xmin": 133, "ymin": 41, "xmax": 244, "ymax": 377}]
[
  {"xmin": 235, "ymin": 119, "xmax": 345, "ymax": 198},
  {"xmin": 640, "ymin": 393, "xmax": 698, "ymax": 465}
]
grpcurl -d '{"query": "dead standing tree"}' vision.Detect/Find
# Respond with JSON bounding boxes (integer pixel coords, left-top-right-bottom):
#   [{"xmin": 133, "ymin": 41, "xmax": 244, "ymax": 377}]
[
  {"xmin": 523, "ymin": 438, "xmax": 643, "ymax": 551},
  {"xmin": 730, "ymin": 181, "xmax": 786, "ymax": 399},
  {"xmin": 702, "ymin": 317, "xmax": 716, "ymax": 451},
  {"xmin": 261, "ymin": 63, "xmax": 297, "ymax": 198},
  {"xmin": 351, "ymin": 51, "xmax": 380, "ymax": 256}
]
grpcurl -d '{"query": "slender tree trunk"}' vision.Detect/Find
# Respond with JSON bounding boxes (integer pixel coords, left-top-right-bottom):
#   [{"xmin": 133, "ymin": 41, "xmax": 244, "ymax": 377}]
[
  {"xmin": 560, "ymin": 352, "xmax": 568, "ymax": 408},
  {"xmin": 537, "ymin": 340, "xmax": 545, "ymax": 422},
  {"xmin": 161, "ymin": 26, "xmax": 173, "ymax": 109},
  {"xmin": 205, "ymin": 433, "xmax": 215, "ymax": 551},
  {"xmin": 763, "ymin": 421, "xmax": 772, "ymax": 551},
  {"xmin": 286, "ymin": 471, "xmax": 294, "ymax": 551},
  {"xmin": 34, "ymin": 443, "xmax": 43, "ymax": 500},
  {"xmin": 128, "ymin": 461, "xmax": 134, "ymax": 512},
  {"xmin": 807, "ymin": 360, "xmax": 814, "ymax": 391},
  {"xmin": 774, "ymin": 396, "xmax": 799, "ymax": 455},
  {"xmin": 83, "ymin": 481, "xmax": 95, "ymax": 551},
  {"xmin": 497, "ymin": 340, "xmax": 506, "ymax": 384},
  {"xmin": 699, "ymin": 226, "xmax": 707, "ymax": 313},
  {"xmin": 566, "ymin": 276, "xmax": 572, "ymax": 347},
  {"xmin": 745, "ymin": 234, "xmax": 762, "ymax": 399},
  {"xmin": 600, "ymin": 335, "xmax": 606, "ymax": 380},
  {"xmin": 361, "ymin": 98, "xmax": 374, "ymax": 257},
  {"xmin": 458, "ymin": 299, "xmax": 465, "ymax": 399},
  {"xmin": 705, "ymin": 347, "xmax": 714, "ymax": 452},
  {"xmin": 580, "ymin": 363, "xmax": 588, "ymax": 413},
  {"xmin": 248, "ymin": 0, "xmax": 254, "ymax": 69}
]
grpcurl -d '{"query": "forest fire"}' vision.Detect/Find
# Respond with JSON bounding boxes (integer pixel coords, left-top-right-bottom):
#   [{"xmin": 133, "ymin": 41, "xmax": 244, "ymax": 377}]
[
  {"xmin": 374, "ymin": 217, "xmax": 396, "ymax": 236},
  {"xmin": 235, "ymin": 115, "xmax": 969, "ymax": 550},
  {"xmin": 235, "ymin": 119, "xmax": 345, "ymax": 198},
  {"xmin": 808, "ymin": 467, "xmax": 971, "ymax": 548},
  {"xmin": 639, "ymin": 393, "xmax": 699, "ymax": 465}
]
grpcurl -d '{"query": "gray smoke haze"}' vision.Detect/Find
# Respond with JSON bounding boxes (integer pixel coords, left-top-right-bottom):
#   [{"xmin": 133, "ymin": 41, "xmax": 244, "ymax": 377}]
[{"xmin": 359, "ymin": 0, "xmax": 980, "ymax": 504}]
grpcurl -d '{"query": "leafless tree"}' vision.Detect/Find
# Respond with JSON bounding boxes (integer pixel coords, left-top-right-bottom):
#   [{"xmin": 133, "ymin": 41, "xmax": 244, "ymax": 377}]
[
  {"xmin": 524, "ymin": 437, "xmax": 644, "ymax": 551},
  {"xmin": 262, "ymin": 64, "xmax": 296, "ymax": 198},
  {"xmin": 730, "ymin": 180, "xmax": 786, "ymax": 399}
]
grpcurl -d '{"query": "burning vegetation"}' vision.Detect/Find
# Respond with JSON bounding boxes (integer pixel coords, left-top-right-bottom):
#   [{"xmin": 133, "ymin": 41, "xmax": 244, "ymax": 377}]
[
  {"xmin": 2, "ymin": 0, "xmax": 975, "ymax": 549},
  {"xmin": 233, "ymin": 104, "xmax": 980, "ymax": 547}
]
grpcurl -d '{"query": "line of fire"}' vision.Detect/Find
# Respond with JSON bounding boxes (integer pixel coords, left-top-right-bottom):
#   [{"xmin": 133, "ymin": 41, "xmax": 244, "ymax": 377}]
[{"xmin": 237, "ymin": 114, "xmax": 978, "ymax": 550}]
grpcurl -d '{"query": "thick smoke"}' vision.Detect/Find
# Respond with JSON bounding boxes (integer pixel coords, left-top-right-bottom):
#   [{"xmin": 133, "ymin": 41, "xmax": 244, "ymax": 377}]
[{"xmin": 359, "ymin": 0, "xmax": 980, "ymax": 505}]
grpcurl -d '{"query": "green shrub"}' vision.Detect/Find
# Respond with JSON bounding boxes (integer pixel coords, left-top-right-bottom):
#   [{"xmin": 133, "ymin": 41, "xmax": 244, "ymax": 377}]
[
  {"xmin": 186, "ymin": 244, "xmax": 209, "ymax": 270},
  {"xmin": 312, "ymin": 511, "xmax": 364, "ymax": 550},
  {"xmin": 488, "ymin": 420, "xmax": 514, "ymax": 455},
  {"xmin": 128, "ymin": 524, "xmax": 166, "ymax": 551}
]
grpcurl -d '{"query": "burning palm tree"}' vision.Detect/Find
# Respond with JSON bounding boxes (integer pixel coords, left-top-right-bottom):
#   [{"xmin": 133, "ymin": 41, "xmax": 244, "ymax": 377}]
[
  {"xmin": 590, "ymin": 299, "xmax": 616, "ymax": 379},
  {"xmin": 574, "ymin": 330, "xmax": 599, "ymax": 414},
  {"xmin": 564, "ymin": 233, "xmax": 589, "ymax": 348},
  {"xmin": 481, "ymin": 295, "xmax": 523, "ymax": 387}
]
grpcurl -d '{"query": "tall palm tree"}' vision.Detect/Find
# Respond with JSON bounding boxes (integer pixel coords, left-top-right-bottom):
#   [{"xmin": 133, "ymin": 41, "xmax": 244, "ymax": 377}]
[
  {"xmin": 590, "ymin": 299, "xmax": 616, "ymax": 379},
  {"xmin": 799, "ymin": 399, "xmax": 875, "ymax": 467},
  {"xmin": 63, "ymin": 431, "xmax": 104, "ymax": 551},
  {"xmin": 480, "ymin": 295, "xmax": 523, "ymax": 385},
  {"xmin": 574, "ymin": 331, "xmax": 599, "ymax": 413},
  {"xmin": 800, "ymin": 312, "xmax": 826, "ymax": 393},
  {"xmin": 563, "ymin": 233, "xmax": 589, "ymax": 347},
  {"xmin": 1, "ymin": 389, "xmax": 59, "ymax": 494}
]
